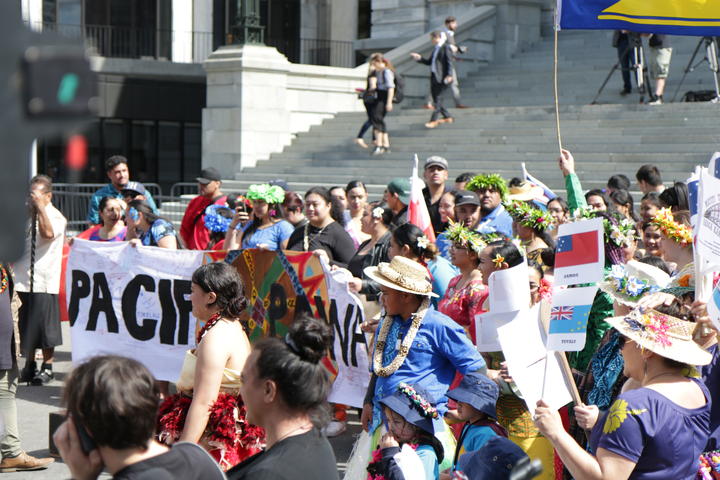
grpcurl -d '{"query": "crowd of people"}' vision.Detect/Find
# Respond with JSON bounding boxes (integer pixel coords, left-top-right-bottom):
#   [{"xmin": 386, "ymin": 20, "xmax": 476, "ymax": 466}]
[{"xmin": 0, "ymin": 146, "xmax": 718, "ymax": 480}]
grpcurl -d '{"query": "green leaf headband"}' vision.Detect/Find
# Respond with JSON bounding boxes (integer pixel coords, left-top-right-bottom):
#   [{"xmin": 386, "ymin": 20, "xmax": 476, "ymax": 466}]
[
  {"xmin": 465, "ymin": 174, "xmax": 509, "ymax": 200},
  {"xmin": 444, "ymin": 220, "xmax": 487, "ymax": 254},
  {"xmin": 504, "ymin": 200, "xmax": 554, "ymax": 232},
  {"xmin": 246, "ymin": 184, "xmax": 285, "ymax": 204}
]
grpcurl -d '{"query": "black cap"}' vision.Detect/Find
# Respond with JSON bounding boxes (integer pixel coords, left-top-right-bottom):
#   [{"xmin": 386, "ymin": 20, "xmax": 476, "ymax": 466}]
[
  {"xmin": 455, "ymin": 190, "xmax": 480, "ymax": 207},
  {"xmin": 196, "ymin": 167, "xmax": 222, "ymax": 184},
  {"xmin": 121, "ymin": 181, "xmax": 147, "ymax": 197}
]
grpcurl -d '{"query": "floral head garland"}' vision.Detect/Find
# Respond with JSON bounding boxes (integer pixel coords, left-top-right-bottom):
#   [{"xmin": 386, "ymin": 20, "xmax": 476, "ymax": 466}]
[
  {"xmin": 465, "ymin": 173, "xmax": 509, "ymax": 201},
  {"xmin": 608, "ymin": 264, "xmax": 663, "ymax": 300},
  {"xmin": 444, "ymin": 220, "xmax": 487, "ymax": 255},
  {"xmin": 573, "ymin": 207, "xmax": 637, "ymax": 247},
  {"xmin": 203, "ymin": 205, "xmax": 233, "ymax": 233},
  {"xmin": 504, "ymin": 200, "xmax": 554, "ymax": 232},
  {"xmin": 398, "ymin": 383, "xmax": 439, "ymax": 419},
  {"xmin": 246, "ymin": 183, "xmax": 285, "ymax": 205},
  {"xmin": 651, "ymin": 208, "xmax": 693, "ymax": 246},
  {"xmin": 622, "ymin": 308, "xmax": 673, "ymax": 347},
  {"xmin": 416, "ymin": 235, "xmax": 430, "ymax": 250}
]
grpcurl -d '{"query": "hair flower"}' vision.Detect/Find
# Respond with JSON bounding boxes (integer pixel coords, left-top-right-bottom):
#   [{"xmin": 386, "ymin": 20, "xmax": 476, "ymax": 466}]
[
  {"xmin": 492, "ymin": 254, "xmax": 505, "ymax": 268},
  {"xmin": 372, "ymin": 207, "xmax": 384, "ymax": 219},
  {"xmin": 416, "ymin": 235, "xmax": 430, "ymax": 250}
]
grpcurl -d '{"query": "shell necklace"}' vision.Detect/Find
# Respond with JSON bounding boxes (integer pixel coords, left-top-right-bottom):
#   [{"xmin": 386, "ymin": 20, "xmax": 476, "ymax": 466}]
[{"xmin": 373, "ymin": 297, "xmax": 430, "ymax": 377}]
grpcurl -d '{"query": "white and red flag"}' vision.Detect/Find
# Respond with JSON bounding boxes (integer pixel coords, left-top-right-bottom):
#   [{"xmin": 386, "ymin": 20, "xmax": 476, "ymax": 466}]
[{"xmin": 408, "ymin": 154, "xmax": 435, "ymax": 242}]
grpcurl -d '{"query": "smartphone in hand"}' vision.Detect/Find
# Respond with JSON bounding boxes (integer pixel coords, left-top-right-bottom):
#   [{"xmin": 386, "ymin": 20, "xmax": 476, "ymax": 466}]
[{"xmin": 74, "ymin": 419, "xmax": 97, "ymax": 454}]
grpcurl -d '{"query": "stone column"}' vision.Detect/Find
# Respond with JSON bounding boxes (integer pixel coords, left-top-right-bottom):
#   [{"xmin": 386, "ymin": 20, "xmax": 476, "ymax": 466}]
[
  {"xmin": 172, "ymin": 0, "xmax": 193, "ymax": 62},
  {"xmin": 202, "ymin": 45, "xmax": 292, "ymax": 175}
]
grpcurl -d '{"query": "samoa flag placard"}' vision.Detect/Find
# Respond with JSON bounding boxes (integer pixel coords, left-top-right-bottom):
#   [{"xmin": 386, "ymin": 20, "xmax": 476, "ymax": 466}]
[{"xmin": 557, "ymin": 0, "xmax": 720, "ymax": 37}]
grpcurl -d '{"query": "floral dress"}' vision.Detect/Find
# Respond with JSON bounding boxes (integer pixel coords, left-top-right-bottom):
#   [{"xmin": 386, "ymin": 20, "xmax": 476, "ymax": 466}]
[{"xmin": 437, "ymin": 275, "xmax": 488, "ymax": 343}]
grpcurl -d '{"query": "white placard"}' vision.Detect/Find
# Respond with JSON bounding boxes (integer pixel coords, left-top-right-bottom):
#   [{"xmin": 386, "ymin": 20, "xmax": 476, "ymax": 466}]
[
  {"xmin": 554, "ymin": 218, "xmax": 605, "ymax": 286},
  {"xmin": 488, "ymin": 261, "xmax": 530, "ymax": 313},
  {"xmin": 545, "ymin": 285, "xmax": 598, "ymax": 351},
  {"xmin": 497, "ymin": 304, "xmax": 573, "ymax": 412},
  {"xmin": 475, "ymin": 310, "xmax": 517, "ymax": 352}
]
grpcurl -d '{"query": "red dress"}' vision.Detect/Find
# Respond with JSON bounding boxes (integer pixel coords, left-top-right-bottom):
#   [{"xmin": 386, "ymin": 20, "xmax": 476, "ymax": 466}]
[{"xmin": 437, "ymin": 275, "xmax": 488, "ymax": 343}]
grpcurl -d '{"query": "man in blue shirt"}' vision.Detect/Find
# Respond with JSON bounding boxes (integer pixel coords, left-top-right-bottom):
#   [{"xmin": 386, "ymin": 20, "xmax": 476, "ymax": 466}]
[
  {"xmin": 86, "ymin": 156, "xmax": 157, "ymax": 225},
  {"xmin": 361, "ymin": 256, "xmax": 486, "ymax": 435},
  {"xmin": 466, "ymin": 174, "xmax": 513, "ymax": 237}
]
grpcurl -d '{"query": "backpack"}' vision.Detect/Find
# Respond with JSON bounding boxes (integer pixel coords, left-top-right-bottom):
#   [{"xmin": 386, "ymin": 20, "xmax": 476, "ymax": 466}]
[{"xmin": 392, "ymin": 71, "xmax": 405, "ymax": 104}]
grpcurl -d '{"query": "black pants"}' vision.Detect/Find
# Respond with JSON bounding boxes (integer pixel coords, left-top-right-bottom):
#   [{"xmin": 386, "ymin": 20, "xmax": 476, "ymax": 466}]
[
  {"xmin": 616, "ymin": 36, "xmax": 633, "ymax": 91},
  {"xmin": 430, "ymin": 78, "xmax": 451, "ymax": 121},
  {"xmin": 369, "ymin": 90, "xmax": 389, "ymax": 133}
]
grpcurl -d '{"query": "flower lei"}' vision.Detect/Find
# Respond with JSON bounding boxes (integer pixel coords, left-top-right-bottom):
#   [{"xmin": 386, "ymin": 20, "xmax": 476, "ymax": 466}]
[
  {"xmin": 651, "ymin": 208, "xmax": 693, "ymax": 246},
  {"xmin": 608, "ymin": 264, "xmax": 662, "ymax": 300},
  {"xmin": 623, "ymin": 309, "xmax": 672, "ymax": 347},
  {"xmin": 573, "ymin": 207, "xmax": 636, "ymax": 246},
  {"xmin": 504, "ymin": 200, "xmax": 554, "ymax": 231},
  {"xmin": 204, "ymin": 204, "xmax": 233, "ymax": 233},
  {"xmin": 246, "ymin": 183, "xmax": 285, "ymax": 205},
  {"xmin": 465, "ymin": 173, "xmax": 509, "ymax": 200},
  {"xmin": 444, "ymin": 220, "xmax": 487, "ymax": 254},
  {"xmin": 373, "ymin": 297, "xmax": 430, "ymax": 377},
  {"xmin": 367, "ymin": 444, "xmax": 419, "ymax": 480},
  {"xmin": 398, "ymin": 382, "xmax": 439, "ymax": 419},
  {"xmin": 538, "ymin": 277, "xmax": 553, "ymax": 301}
]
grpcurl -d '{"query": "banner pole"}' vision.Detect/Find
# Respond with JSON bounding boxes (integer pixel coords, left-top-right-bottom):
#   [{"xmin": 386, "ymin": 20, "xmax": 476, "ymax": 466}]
[
  {"xmin": 553, "ymin": 12, "xmax": 563, "ymax": 153},
  {"xmin": 540, "ymin": 351, "xmax": 550, "ymax": 400}
]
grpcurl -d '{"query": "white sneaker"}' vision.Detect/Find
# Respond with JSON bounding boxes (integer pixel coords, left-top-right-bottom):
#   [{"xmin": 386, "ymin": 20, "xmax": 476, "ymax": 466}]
[{"xmin": 323, "ymin": 420, "xmax": 347, "ymax": 438}]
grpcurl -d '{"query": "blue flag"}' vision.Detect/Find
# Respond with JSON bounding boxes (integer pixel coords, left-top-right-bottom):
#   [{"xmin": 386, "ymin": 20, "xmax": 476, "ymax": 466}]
[{"xmin": 557, "ymin": 0, "xmax": 720, "ymax": 36}]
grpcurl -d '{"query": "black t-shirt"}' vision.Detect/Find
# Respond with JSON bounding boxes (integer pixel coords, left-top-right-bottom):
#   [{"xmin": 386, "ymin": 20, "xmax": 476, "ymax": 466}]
[
  {"xmin": 112, "ymin": 442, "xmax": 224, "ymax": 480},
  {"xmin": 286, "ymin": 221, "xmax": 356, "ymax": 267},
  {"xmin": 226, "ymin": 429, "xmax": 339, "ymax": 480},
  {"xmin": 423, "ymin": 185, "xmax": 450, "ymax": 235}
]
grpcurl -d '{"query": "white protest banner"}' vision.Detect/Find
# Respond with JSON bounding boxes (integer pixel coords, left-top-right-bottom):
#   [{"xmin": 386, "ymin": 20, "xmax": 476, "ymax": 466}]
[
  {"xmin": 322, "ymin": 264, "xmax": 371, "ymax": 408},
  {"xmin": 488, "ymin": 261, "xmax": 530, "ymax": 313},
  {"xmin": 545, "ymin": 285, "xmax": 598, "ymax": 351},
  {"xmin": 475, "ymin": 310, "xmax": 517, "ymax": 352},
  {"xmin": 497, "ymin": 304, "xmax": 573, "ymax": 412},
  {"xmin": 554, "ymin": 218, "xmax": 604, "ymax": 286},
  {"xmin": 67, "ymin": 239, "xmax": 205, "ymax": 381},
  {"xmin": 695, "ymin": 168, "xmax": 720, "ymax": 270}
]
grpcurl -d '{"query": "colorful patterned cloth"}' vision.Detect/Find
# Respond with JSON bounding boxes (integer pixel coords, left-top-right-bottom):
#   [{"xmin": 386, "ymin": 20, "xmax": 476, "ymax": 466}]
[{"xmin": 437, "ymin": 275, "xmax": 488, "ymax": 342}]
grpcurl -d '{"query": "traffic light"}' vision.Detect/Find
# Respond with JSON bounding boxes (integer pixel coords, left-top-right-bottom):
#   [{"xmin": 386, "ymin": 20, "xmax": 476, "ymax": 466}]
[{"xmin": 0, "ymin": 3, "xmax": 97, "ymax": 261}]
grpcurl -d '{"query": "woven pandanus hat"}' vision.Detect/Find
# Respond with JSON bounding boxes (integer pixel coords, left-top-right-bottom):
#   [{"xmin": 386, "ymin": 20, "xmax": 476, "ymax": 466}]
[
  {"xmin": 606, "ymin": 307, "xmax": 712, "ymax": 366},
  {"xmin": 364, "ymin": 256, "xmax": 438, "ymax": 298}
]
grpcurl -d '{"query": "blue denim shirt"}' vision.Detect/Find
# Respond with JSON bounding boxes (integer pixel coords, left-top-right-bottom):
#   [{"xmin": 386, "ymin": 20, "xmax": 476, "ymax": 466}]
[
  {"xmin": 476, "ymin": 204, "xmax": 513, "ymax": 238},
  {"xmin": 87, "ymin": 183, "xmax": 158, "ymax": 224}
]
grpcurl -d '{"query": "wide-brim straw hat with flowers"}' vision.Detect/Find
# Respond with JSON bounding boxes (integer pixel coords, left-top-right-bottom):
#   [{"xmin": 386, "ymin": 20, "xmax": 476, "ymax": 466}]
[
  {"xmin": 660, "ymin": 263, "xmax": 695, "ymax": 298},
  {"xmin": 507, "ymin": 182, "xmax": 544, "ymax": 202},
  {"xmin": 606, "ymin": 307, "xmax": 712, "ymax": 366},
  {"xmin": 364, "ymin": 256, "xmax": 438, "ymax": 298},
  {"xmin": 599, "ymin": 260, "xmax": 671, "ymax": 307}
]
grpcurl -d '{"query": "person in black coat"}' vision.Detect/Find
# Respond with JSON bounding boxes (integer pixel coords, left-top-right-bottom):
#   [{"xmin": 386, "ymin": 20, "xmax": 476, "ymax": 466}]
[{"xmin": 411, "ymin": 31, "xmax": 454, "ymax": 129}]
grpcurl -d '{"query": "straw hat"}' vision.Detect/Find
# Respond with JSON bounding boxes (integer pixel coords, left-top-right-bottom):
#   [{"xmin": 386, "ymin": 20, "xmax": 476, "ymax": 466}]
[
  {"xmin": 606, "ymin": 308, "xmax": 713, "ymax": 366},
  {"xmin": 507, "ymin": 182, "xmax": 543, "ymax": 202},
  {"xmin": 364, "ymin": 256, "xmax": 438, "ymax": 298},
  {"xmin": 598, "ymin": 261, "xmax": 671, "ymax": 307},
  {"xmin": 660, "ymin": 264, "xmax": 695, "ymax": 298}
]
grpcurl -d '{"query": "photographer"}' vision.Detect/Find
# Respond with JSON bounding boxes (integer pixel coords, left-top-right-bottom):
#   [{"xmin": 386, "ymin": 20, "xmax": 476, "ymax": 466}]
[
  {"xmin": 648, "ymin": 33, "xmax": 672, "ymax": 105},
  {"xmin": 54, "ymin": 355, "xmax": 223, "ymax": 480}
]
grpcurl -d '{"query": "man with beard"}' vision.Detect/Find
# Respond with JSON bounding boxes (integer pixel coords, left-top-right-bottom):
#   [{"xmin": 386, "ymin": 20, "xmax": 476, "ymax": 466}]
[{"xmin": 465, "ymin": 174, "xmax": 512, "ymax": 237}]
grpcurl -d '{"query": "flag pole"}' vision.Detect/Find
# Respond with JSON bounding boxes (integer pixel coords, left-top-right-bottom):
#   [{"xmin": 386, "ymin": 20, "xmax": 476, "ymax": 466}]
[
  {"xmin": 553, "ymin": 9, "xmax": 563, "ymax": 153},
  {"xmin": 540, "ymin": 351, "xmax": 550, "ymax": 401}
]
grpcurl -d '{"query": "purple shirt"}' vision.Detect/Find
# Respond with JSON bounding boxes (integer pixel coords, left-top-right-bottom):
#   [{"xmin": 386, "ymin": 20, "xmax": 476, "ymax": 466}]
[
  {"xmin": 592, "ymin": 379, "xmax": 711, "ymax": 479},
  {"xmin": 701, "ymin": 343, "xmax": 720, "ymax": 450}
]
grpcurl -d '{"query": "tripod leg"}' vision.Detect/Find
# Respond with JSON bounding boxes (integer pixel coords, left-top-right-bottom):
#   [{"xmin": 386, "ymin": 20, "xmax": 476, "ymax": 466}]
[
  {"xmin": 708, "ymin": 38, "xmax": 720, "ymax": 100},
  {"xmin": 672, "ymin": 37, "xmax": 704, "ymax": 102},
  {"xmin": 591, "ymin": 42, "xmax": 634, "ymax": 104}
]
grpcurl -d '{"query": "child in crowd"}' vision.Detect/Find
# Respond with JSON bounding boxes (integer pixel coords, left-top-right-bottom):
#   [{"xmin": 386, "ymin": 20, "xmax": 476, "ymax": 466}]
[
  {"xmin": 441, "ymin": 372, "xmax": 507, "ymax": 479},
  {"xmin": 368, "ymin": 383, "xmax": 445, "ymax": 480}
]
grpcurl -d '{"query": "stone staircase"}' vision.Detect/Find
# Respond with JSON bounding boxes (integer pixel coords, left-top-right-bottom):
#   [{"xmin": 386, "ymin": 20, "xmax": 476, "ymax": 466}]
[{"xmin": 230, "ymin": 29, "xmax": 720, "ymax": 200}]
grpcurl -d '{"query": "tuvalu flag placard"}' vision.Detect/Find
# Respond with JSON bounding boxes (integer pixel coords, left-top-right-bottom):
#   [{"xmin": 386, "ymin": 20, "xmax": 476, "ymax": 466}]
[
  {"xmin": 554, "ymin": 218, "xmax": 605, "ymax": 286},
  {"xmin": 557, "ymin": 0, "xmax": 720, "ymax": 37},
  {"xmin": 546, "ymin": 285, "xmax": 598, "ymax": 351},
  {"xmin": 704, "ymin": 281, "xmax": 720, "ymax": 333}
]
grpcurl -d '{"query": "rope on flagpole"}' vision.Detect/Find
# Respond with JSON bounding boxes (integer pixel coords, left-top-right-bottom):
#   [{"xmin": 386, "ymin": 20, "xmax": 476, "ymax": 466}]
[{"xmin": 553, "ymin": 11, "xmax": 563, "ymax": 153}]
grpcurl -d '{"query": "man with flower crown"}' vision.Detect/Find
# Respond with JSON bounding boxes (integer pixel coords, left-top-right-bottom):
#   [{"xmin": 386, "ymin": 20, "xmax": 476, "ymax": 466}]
[
  {"xmin": 465, "ymin": 174, "xmax": 513, "ymax": 237},
  {"xmin": 345, "ymin": 256, "xmax": 487, "ymax": 475}
]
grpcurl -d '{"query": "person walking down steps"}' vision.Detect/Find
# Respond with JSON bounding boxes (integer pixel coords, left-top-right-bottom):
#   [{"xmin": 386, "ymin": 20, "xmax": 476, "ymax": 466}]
[{"xmin": 411, "ymin": 31, "xmax": 455, "ymax": 129}]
